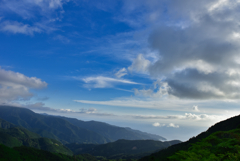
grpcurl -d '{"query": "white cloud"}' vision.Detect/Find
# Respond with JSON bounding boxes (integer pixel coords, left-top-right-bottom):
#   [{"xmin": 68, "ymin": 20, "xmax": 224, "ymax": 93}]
[
  {"xmin": 168, "ymin": 123, "xmax": 179, "ymax": 128},
  {"xmin": 0, "ymin": 0, "xmax": 67, "ymax": 19},
  {"xmin": 115, "ymin": 68, "xmax": 128, "ymax": 78},
  {"xmin": 0, "ymin": 67, "xmax": 47, "ymax": 103},
  {"xmin": 193, "ymin": 105, "xmax": 200, "ymax": 112},
  {"xmin": 76, "ymin": 76, "xmax": 139, "ymax": 88},
  {"xmin": 25, "ymin": 103, "xmax": 115, "ymax": 116},
  {"xmin": 134, "ymin": 81, "xmax": 170, "ymax": 98},
  {"xmin": 119, "ymin": 0, "xmax": 240, "ymax": 100},
  {"xmin": 0, "ymin": 0, "xmax": 68, "ymax": 35},
  {"xmin": 152, "ymin": 122, "xmax": 160, "ymax": 126},
  {"xmin": 153, "ymin": 122, "xmax": 164, "ymax": 127},
  {"xmin": 128, "ymin": 54, "xmax": 151, "ymax": 74},
  {"xmin": 152, "ymin": 122, "xmax": 179, "ymax": 128},
  {"xmin": 0, "ymin": 21, "xmax": 42, "ymax": 35},
  {"xmin": 132, "ymin": 113, "xmax": 223, "ymax": 121}
]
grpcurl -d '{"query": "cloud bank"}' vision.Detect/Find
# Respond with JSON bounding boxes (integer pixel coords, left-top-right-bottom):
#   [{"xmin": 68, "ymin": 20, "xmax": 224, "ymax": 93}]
[{"xmin": 127, "ymin": 0, "xmax": 240, "ymax": 100}]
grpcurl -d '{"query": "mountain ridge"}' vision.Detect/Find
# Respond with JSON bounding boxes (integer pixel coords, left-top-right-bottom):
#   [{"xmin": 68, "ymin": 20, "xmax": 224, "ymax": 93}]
[{"xmin": 0, "ymin": 105, "xmax": 166, "ymax": 144}]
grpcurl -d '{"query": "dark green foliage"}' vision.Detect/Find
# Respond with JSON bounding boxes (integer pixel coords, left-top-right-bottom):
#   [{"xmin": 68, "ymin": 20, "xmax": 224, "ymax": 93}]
[
  {"xmin": 0, "ymin": 125, "xmax": 73, "ymax": 155},
  {"xmin": 140, "ymin": 114, "xmax": 240, "ymax": 161},
  {"xmin": 66, "ymin": 139, "xmax": 181, "ymax": 160},
  {"xmin": 0, "ymin": 144, "xmax": 97, "ymax": 161},
  {"xmin": 168, "ymin": 129, "xmax": 240, "ymax": 160},
  {"xmin": 0, "ymin": 118, "xmax": 15, "ymax": 129},
  {"xmin": 65, "ymin": 143, "xmax": 98, "ymax": 154}
]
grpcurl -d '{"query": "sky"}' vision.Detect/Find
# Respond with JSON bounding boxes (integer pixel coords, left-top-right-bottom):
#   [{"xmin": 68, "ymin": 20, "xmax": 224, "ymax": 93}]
[{"xmin": 1, "ymin": 0, "xmax": 240, "ymax": 141}]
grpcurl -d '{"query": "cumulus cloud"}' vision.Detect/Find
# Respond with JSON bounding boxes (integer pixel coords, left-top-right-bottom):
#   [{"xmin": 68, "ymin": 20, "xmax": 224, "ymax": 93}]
[
  {"xmin": 168, "ymin": 123, "xmax": 179, "ymax": 128},
  {"xmin": 152, "ymin": 122, "xmax": 179, "ymax": 128},
  {"xmin": 75, "ymin": 76, "xmax": 139, "ymax": 88},
  {"xmin": 134, "ymin": 81, "xmax": 170, "ymax": 98},
  {"xmin": 128, "ymin": 54, "xmax": 151, "ymax": 73},
  {"xmin": 0, "ymin": 67, "xmax": 47, "ymax": 103},
  {"xmin": 125, "ymin": 0, "xmax": 240, "ymax": 100}
]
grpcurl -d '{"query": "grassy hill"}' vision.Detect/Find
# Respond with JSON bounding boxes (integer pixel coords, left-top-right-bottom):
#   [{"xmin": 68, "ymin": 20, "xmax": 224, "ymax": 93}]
[
  {"xmin": 66, "ymin": 139, "xmax": 181, "ymax": 159},
  {"xmin": 140, "ymin": 114, "xmax": 240, "ymax": 161}
]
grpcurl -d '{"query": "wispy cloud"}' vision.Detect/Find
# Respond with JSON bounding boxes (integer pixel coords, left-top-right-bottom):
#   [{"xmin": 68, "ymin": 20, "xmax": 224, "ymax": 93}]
[
  {"xmin": 25, "ymin": 102, "xmax": 115, "ymax": 117},
  {"xmin": 74, "ymin": 97, "xmax": 240, "ymax": 116},
  {"xmin": 0, "ymin": 0, "xmax": 68, "ymax": 35},
  {"xmin": 115, "ymin": 68, "xmax": 128, "ymax": 78},
  {"xmin": 73, "ymin": 76, "xmax": 139, "ymax": 88},
  {"xmin": 132, "ymin": 113, "xmax": 223, "ymax": 121},
  {"xmin": 0, "ymin": 21, "xmax": 42, "ymax": 35}
]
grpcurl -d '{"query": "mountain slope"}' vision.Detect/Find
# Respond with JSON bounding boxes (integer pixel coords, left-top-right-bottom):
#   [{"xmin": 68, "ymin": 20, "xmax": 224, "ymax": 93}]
[
  {"xmin": 0, "ymin": 144, "xmax": 97, "ymax": 161},
  {"xmin": 168, "ymin": 128, "xmax": 240, "ymax": 160},
  {"xmin": 0, "ymin": 124, "xmax": 73, "ymax": 155},
  {"xmin": 0, "ymin": 118, "xmax": 15, "ymax": 129},
  {"xmin": 60, "ymin": 116, "xmax": 166, "ymax": 141},
  {"xmin": 140, "ymin": 114, "xmax": 240, "ymax": 161},
  {"xmin": 0, "ymin": 105, "xmax": 166, "ymax": 144},
  {"xmin": 66, "ymin": 139, "xmax": 181, "ymax": 159},
  {"xmin": 0, "ymin": 106, "xmax": 109, "ymax": 144}
]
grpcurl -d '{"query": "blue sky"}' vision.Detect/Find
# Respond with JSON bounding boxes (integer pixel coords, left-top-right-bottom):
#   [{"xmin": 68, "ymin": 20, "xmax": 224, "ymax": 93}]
[{"xmin": 1, "ymin": 0, "xmax": 240, "ymax": 141}]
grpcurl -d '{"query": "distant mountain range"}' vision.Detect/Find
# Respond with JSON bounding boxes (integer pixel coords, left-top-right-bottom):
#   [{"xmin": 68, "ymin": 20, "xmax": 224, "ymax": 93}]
[
  {"xmin": 2, "ymin": 105, "xmax": 240, "ymax": 160},
  {"xmin": 0, "ymin": 118, "xmax": 179, "ymax": 160},
  {"xmin": 0, "ymin": 105, "xmax": 180, "ymax": 160},
  {"xmin": 0, "ymin": 105, "xmax": 166, "ymax": 144}
]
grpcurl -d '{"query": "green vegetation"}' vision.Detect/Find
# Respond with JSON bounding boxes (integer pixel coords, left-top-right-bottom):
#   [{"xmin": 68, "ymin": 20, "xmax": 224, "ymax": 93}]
[
  {"xmin": 0, "ymin": 126, "xmax": 73, "ymax": 155},
  {"xmin": 0, "ymin": 106, "xmax": 110, "ymax": 144},
  {"xmin": 168, "ymin": 128, "xmax": 240, "ymax": 161},
  {"xmin": 140, "ymin": 114, "xmax": 240, "ymax": 161},
  {"xmin": 0, "ymin": 118, "xmax": 15, "ymax": 129},
  {"xmin": 66, "ymin": 139, "xmax": 181, "ymax": 160},
  {"xmin": 0, "ymin": 144, "xmax": 97, "ymax": 161}
]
